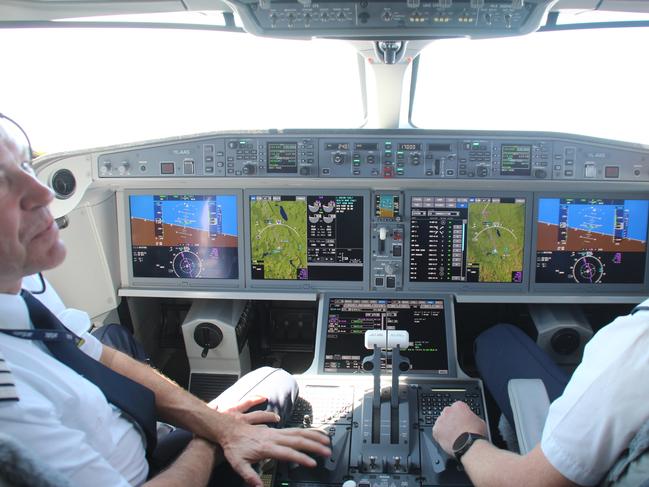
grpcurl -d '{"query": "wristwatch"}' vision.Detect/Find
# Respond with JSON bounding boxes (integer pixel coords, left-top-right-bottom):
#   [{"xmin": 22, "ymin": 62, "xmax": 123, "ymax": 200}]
[{"xmin": 452, "ymin": 432, "xmax": 487, "ymax": 463}]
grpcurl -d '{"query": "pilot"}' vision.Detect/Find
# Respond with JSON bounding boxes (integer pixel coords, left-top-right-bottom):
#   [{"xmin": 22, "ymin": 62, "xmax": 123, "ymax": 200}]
[
  {"xmin": 433, "ymin": 316, "xmax": 648, "ymax": 486},
  {"xmin": 0, "ymin": 120, "xmax": 331, "ymax": 486}
]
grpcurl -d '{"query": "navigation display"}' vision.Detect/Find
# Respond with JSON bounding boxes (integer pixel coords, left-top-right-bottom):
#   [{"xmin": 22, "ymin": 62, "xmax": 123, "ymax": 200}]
[
  {"xmin": 249, "ymin": 194, "xmax": 364, "ymax": 281},
  {"xmin": 409, "ymin": 196, "xmax": 526, "ymax": 283},
  {"xmin": 129, "ymin": 194, "xmax": 239, "ymax": 279},
  {"xmin": 536, "ymin": 198, "xmax": 649, "ymax": 284},
  {"xmin": 323, "ymin": 298, "xmax": 449, "ymax": 374}
]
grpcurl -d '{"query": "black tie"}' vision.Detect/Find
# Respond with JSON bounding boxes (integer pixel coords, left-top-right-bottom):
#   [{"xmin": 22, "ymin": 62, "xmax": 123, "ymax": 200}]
[{"xmin": 20, "ymin": 290, "xmax": 158, "ymax": 456}]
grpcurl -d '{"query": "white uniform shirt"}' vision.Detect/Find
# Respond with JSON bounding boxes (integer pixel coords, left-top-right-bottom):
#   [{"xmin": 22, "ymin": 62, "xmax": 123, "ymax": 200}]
[
  {"xmin": 0, "ymin": 290, "xmax": 149, "ymax": 486},
  {"xmin": 541, "ymin": 298, "xmax": 649, "ymax": 485}
]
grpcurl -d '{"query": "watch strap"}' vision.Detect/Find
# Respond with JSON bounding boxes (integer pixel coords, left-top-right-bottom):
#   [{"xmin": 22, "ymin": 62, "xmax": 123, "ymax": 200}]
[{"xmin": 453, "ymin": 432, "xmax": 487, "ymax": 463}]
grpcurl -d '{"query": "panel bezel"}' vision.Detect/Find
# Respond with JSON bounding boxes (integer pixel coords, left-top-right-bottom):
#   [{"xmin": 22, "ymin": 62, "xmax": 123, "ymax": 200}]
[
  {"xmin": 119, "ymin": 188, "xmax": 245, "ymax": 289},
  {"xmin": 243, "ymin": 188, "xmax": 371, "ymax": 291},
  {"xmin": 530, "ymin": 192, "xmax": 649, "ymax": 294},
  {"xmin": 403, "ymin": 190, "xmax": 533, "ymax": 292},
  {"xmin": 314, "ymin": 292, "xmax": 458, "ymax": 378}
]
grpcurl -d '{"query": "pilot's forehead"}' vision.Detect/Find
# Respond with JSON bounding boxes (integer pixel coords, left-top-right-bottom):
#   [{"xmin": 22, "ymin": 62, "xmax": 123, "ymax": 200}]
[{"xmin": 0, "ymin": 125, "xmax": 28, "ymax": 166}]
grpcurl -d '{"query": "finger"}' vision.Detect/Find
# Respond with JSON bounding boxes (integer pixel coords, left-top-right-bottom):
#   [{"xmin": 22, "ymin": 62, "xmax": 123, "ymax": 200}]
[
  {"xmin": 280, "ymin": 428, "xmax": 333, "ymax": 445},
  {"xmin": 232, "ymin": 395, "xmax": 268, "ymax": 413},
  {"xmin": 263, "ymin": 444, "xmax": 319, "ymax": 467},
  {"xmin": 270, "ymin": 431, "xmax": 332, "ymax": 457},
  {"xmin": 242, "ymin": 411, "xmax": 280, "ymax": 424},
  {"xmin": 232, "ymin": 460, "xmax": 263, "ymax": 487}
]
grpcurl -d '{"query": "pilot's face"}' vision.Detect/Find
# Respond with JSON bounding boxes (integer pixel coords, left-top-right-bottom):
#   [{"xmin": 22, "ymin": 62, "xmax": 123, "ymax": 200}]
[{"xmin": 0, "ymin": 130, "xmax": 66, "ymax": 293}]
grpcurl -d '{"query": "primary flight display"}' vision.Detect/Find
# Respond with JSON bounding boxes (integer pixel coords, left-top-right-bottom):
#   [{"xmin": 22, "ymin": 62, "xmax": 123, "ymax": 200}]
[
  {"xmin": 535, "ymin": 198, "xmax": 649, "ymax": 284},
  {"xmin": 129, "ymin": 194, "xmax": 239, "ymax": 279}
]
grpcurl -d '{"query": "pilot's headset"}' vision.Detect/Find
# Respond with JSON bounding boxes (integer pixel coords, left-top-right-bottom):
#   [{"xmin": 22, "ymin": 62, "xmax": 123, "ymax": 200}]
[{"xmin": 0, "ymin": 113, "xmax": 46, "ymax": 295}]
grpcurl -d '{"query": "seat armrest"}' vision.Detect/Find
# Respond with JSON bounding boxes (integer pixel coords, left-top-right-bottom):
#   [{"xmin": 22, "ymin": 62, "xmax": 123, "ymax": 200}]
[{"xmin": 508, "ymin": 378, "xmax": 551, "ymax": 455}]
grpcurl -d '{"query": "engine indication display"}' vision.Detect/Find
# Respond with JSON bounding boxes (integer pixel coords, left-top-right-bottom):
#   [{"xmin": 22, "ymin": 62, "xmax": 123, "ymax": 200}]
[
  {"xmin": 129, "ymin": 194, "xmax": 239, "ymax": 279},
  {"xmin": 535, "ymin": 198, "xmax": 649, "ymax": 284}
]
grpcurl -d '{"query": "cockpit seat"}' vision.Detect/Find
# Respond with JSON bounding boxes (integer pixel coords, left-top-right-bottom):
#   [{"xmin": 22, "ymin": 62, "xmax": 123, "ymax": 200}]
[
  {"xmin": 0, "ymin": 432, "xmax": 72, "ymax": 487},
  {"xmin": 508, "ymin": 379, "xmax": 649, "ymax": 487}
]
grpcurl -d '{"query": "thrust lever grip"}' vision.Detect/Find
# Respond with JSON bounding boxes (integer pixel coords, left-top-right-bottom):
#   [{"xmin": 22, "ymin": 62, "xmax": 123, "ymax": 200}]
[{"xmin": 364, "ymin": 330, "xmax": 409, "ymax": 350}]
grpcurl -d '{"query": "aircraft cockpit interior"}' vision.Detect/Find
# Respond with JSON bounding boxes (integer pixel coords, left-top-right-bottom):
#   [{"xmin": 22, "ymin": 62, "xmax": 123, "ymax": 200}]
[{"xmin": 2, "ymin": 0, "xmax": 649, "ymax": 485}]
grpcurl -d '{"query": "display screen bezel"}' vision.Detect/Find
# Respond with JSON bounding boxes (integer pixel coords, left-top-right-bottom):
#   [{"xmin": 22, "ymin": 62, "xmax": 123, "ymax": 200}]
[
  {"xmin": 121, "ymin": 189, "xmax": 245, "ymax": 289},
  {"xmin": 403, "ymin": 190, "xmax": 533, "ymax": 292},
  {"xmin": 531, "ymin": 192, "xmax": 649, "ymax": 294},
  {"xmin": 243, "ymin": 188, "xmax": 371, "ymax": 290},
  {"xmin": 315, "ymin": 293, "xmax": 458, "ymax": 377}
]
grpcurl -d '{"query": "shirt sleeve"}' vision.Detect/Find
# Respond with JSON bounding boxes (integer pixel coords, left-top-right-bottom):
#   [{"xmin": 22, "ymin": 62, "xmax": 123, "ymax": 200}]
[
  {"xmin": 0, "ymin": 400, "xmax": 132, "ymax": 487},
  {"xmin": 541, "ymin": 314, "xmax": 649, "ymax": 485}
]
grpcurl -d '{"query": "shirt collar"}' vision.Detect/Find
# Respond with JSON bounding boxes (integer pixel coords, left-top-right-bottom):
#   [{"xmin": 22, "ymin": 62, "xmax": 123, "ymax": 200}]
[{"xmin": 0, "ymin": 292, "xmax": 31, "ymax": 330}]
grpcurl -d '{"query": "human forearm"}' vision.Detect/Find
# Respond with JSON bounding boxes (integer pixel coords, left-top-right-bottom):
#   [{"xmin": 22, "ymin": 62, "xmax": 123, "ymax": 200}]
[
  {"xmin": 460, "ymin": 439, "xmax": 527, "ymax": 487},
  {"xmin": 143, "ymin": 437, "xmax": 220, "ymax": 487},
  {"xmin": 100, "ymin": 346, "xmax": 233, "ymax": 437},
  {"xmin": 432, "ymin": 402, "xmax": 576, "ymax": 487},
  {"xmin": 460, "ymin": 443, "xmax": 577, "ymax": 487}
]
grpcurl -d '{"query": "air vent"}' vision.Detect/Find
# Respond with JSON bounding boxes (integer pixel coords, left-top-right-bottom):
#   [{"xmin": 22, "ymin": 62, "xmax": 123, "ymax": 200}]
[{"xmin": 51, "ymin": 169, "xmax": 76, "ymax": 199}]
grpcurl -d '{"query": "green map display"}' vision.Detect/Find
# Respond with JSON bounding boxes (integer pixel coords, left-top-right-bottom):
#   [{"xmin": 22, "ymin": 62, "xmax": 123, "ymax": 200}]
[
  {"xmin": 251, "ymin": 198, "xmax": 308, "ymax": 279},
  {"xmin": 466, "ymin": 202, "xmax": 525, "ymax": 282}
]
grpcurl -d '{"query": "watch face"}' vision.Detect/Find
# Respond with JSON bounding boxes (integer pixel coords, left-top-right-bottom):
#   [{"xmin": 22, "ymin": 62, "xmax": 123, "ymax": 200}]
[{"xmin": 453, "ymin": 432, "xmax": 470, "ymax": 452}]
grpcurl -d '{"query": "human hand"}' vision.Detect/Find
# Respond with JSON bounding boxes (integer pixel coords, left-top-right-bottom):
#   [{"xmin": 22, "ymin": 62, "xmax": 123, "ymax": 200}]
[
  {"xmin": 432, "ymin": 401, "xmax": 487, "ymax": 456},
  {"xmin": 218, "ymin": 421, "xmax": 331, "ymax": 487},
  {"xmin": 210, "ymin": 395, "xmax": 279, "ymax": 426}
]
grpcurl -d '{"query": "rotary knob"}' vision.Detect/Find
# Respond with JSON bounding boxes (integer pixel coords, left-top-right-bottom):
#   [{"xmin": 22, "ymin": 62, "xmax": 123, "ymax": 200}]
[
  {"xmin": 118, "ymin": 160, "xmax": 130, "ymax": 175},
  {"xmin": 100, "ymin": 160, "xmax": 112, "ymax": 175}
]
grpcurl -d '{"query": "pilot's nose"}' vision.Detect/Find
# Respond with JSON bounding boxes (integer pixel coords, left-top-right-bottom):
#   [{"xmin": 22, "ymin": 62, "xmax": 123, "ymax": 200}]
[{"xmin": 21, "ymin": 170, "xmax": 55, "ymax": 211}]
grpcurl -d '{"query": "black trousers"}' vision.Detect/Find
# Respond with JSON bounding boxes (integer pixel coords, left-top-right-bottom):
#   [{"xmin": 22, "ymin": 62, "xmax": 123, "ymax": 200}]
[{"xmin": 474, "ymin": 323, "xmax": 570, "ymax": 426}]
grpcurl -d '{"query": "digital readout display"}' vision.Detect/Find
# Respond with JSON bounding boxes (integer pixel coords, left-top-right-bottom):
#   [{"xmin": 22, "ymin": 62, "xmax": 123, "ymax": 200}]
[
  {"xmin": 354, "ymin": 143, "xmax": 379, "ymax": 151},
  {"xmin": 398, "ymin": 143, "xmax": 422, "ymax": 151},
  {"xmin": 267, "ymin": 142, "xmax": 298, "ymax": 174},
  {"xmin": 501, "ymin": 145, "xmax": 532, "ymax": 176},
  {"xmin": 325, "ymin": 143, "xmax": 350, "ymax": 151}
]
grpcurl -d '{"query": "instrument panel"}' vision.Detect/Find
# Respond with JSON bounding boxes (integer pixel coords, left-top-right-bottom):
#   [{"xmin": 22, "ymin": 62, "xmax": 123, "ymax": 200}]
[
  {"xmin": 109, "ymin": 130, "xmax": 649, "ymax": 298},
  {"xmin": 99, "ymin": 130, "xmax": 649, "ymax": 183}
]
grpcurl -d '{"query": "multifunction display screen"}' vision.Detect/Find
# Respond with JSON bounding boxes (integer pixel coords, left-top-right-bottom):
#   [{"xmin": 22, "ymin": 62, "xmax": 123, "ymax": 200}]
[
  {"xmin": 267, "ymin": 142, "xmax": 298, "ymax": 174},
  {"xmin": 409, "ymin": 196, "xmax": 526, "ymax": 283},
  {"xmin": 536, "ymin": 198, "xmax": 649, "ymax": 284},
  {"xmin": 324, "ymin": 298, "xmax": 448, "ymax": 374},
  {"xmin": 249, "ymin": 195, "xmax": 364, "ymax": 281},
  {"xmin": 129, "ymin": 194, "xmax": 239, "ymax": 279},
  {"xmin": 501, "ymin": 145, "xmax": 532, "ymax": 176}
]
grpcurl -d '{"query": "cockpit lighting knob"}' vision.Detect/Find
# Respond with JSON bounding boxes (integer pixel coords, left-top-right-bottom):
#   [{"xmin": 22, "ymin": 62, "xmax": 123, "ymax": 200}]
[{"xmin": 118, "ymin": 161, "xmax": 130, "ymax": 175}]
